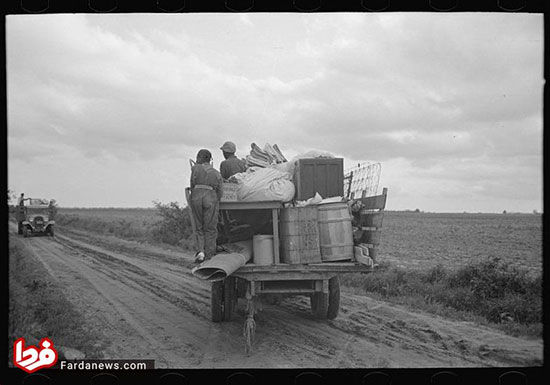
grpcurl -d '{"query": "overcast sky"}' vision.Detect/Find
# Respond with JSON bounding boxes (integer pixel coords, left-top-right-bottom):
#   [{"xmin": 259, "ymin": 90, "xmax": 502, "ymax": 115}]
[{"xmin": 6, "ymin": 13, "xmax": 543, "ymax": 212}]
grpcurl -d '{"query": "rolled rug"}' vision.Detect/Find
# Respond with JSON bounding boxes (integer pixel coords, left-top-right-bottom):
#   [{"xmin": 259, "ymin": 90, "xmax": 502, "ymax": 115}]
[
  {"xmin": 273, "ymin": 144, "xmax": 288, "ymax": 162},
  {"xmin": 191, "ymin": 240, "xmax": 253, "ymax": 282},
  {"xmin": 263, "ymin": 143, "xmax": 285, "ymax": 163},
  {"xmin": 251, "ymin": 143, "xmax": 274, "ymax": 163}
]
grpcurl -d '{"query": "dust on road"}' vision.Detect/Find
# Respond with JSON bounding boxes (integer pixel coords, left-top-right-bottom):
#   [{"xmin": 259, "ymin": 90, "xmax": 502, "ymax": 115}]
[{"xmin": 10, "ymin": 224, "xmax": 543, "ymax": 368}]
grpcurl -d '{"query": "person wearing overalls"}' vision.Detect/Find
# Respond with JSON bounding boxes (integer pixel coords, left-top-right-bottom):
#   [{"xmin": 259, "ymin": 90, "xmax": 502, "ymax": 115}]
[{"xmin": 190, "ymin": 149, "xmax": 223, "ymax": 263}]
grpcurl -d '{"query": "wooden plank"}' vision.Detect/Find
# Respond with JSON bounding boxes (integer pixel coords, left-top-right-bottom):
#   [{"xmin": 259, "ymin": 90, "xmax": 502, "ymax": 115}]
[
  {"xmin": 359, "ymin": 194, "xmax": 387, "ymax": 210},
  {"xmin": 322, "ymin": 279, "xmax": 328, "ymax": 294},
  {"xmin": 219, "ymin": 201, "xmax": 283, "ymax": 210},
  {"xmin": 258, "ymin": 289, "xmax": 316, "ymax": 294},
  {"xmin": 354, "ymin": 246, "xmax": 374, "ymax": 267},
  {"xmin": 272, "ymin": 208, "xmax": 280, "ymax": 264},
  {"xmin": 359, "ymin": 211, "xmax": 384, "ymax": 227},
  {"xmin": 242, "ymin": 262, "xmax": 357, "ymax": 270},
  {"xmin": 308, "ymin": 262, "xmax": 358, "ymax": 267},
  {"xmin": 234, "ymin": 263, "xmax": 371, "ymax": 275},
  {"xmin": 233, "ymin": 272, "xmax": 332, "ymax": 281}
]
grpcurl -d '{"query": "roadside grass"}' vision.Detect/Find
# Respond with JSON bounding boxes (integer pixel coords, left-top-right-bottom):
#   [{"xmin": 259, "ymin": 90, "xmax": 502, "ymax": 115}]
[
  {"xmin": 55, "ymin": 202, "xmax": 196, "ymax": 250},
  {"xmin": 51, "ymin": 205, "xmax": 542, "ymax": 339},
  {"xmin": 341, "ymin": 257, "xmax": 542, "ymax": 338},
  {"xmin": 8, "ymin": 236, "xmax": 105, "ymax": 364}
]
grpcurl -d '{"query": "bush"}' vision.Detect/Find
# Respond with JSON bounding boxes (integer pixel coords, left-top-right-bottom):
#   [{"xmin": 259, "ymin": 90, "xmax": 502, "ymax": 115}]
[
  {"xmin": 423, "ymin": 264, "xmax": 447, "ymax": 284},
  {"xmin": 151, "ymin": 201, "xmax": 193, "ymax": 246},
  {"xmin": 360, "ymin": 256, "xmax": 541, "ymax": 335}
]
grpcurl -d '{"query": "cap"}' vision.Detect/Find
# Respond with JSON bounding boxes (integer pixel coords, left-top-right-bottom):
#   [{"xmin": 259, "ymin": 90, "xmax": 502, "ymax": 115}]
[{"xmin": 220, "ymin": 141, "xmax": 236, "ymax": 153}]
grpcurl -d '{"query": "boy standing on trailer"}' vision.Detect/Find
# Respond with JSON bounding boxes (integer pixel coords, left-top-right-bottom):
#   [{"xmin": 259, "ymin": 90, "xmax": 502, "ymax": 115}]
[{"xmin": 189, "ymin": 149, "xmax": 223, "ymax": 263}]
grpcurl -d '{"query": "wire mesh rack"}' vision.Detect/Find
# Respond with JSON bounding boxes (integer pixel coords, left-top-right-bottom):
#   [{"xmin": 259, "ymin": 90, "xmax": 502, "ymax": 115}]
[{"xmin": 343, "ymin": 162, "xmax": 381, "ymax": 199}]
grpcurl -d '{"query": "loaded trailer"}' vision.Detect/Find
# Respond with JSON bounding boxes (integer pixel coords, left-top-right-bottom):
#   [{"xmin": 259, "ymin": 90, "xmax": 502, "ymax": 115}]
[
  {"xmin": 209, "ymin": 189, "xmax": 387, "ymax": 353},
  {"xmin": 187, "ymin": 156, "xmax": 387, "ymax": 353}
]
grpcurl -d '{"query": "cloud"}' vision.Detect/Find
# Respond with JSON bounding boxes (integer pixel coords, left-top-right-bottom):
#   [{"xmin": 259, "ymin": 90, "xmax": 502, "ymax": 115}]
[{"xmin": 6, "ymin": 13, "xmax": 543, "ymax": 211}]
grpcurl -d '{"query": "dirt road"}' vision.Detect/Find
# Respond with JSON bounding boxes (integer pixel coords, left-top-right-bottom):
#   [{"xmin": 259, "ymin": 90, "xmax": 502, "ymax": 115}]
[{"xmin": 10, "ymin": 224, "xmax": 542, "ymax": 368}]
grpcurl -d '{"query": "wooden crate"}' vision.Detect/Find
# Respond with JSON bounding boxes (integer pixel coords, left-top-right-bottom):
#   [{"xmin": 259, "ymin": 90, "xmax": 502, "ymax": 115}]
[
  {"xmin": 293, "ymin": 158, "xmax": 344, "ymax": 201},
  {"xmin": 221, "ymin": 182, "xmax": 239, "ymax": 202},
  {"xmin": 280, "ymin": 206, "xmax": 322, "ymax": 264}
]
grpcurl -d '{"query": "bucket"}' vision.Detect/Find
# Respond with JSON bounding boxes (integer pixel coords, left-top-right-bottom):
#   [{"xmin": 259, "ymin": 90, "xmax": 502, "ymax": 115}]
[
  {"xmin": 252, "ymin": 235, "xmax": 274, "ymax": 265},
  {"xmin": 317, "ymin": 202, "xmax": 354, "ymax": 261}
]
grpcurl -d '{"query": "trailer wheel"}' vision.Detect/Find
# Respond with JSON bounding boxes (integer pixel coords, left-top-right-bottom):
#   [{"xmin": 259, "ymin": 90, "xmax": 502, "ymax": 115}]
[
  {"xmin": 327, "ymin": 276, "xmax": 340, "ymax": 320},
  {"xmin": 223, "ymin": 277, "xmax": 236, "ymax": 321},
  {"xmin": 310, "ymin": 291, "xmax": 329, "ymax": 319},
  {"xmin": 211, "ymin": 281, "xmax": 224, "ymax": 322}
]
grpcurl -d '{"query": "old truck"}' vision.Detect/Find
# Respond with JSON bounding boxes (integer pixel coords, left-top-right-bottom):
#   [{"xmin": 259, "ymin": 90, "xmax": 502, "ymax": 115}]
[{"xmin": 16, "ymin": 198, "xmax": 56, "ymax": 237}]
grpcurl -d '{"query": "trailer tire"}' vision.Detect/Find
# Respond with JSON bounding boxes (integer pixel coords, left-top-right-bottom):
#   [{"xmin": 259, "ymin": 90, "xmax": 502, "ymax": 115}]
[
  {"xmin": 223, "ymin": 277, "xmax": 235, "ymax": 321},
  {"xmin": 311, "ymin": 291, "xmax": 329, "ymax": 319},
  {"xmin": 327, "ymin": 276, "xmax": 340, "ymax": 320},
  {"xmin": 211, "ymin": 281, "xmax": 224, "ymax": 322}
]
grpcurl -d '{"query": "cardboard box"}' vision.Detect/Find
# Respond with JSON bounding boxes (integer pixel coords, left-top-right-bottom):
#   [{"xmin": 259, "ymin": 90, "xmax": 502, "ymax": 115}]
[{"xmin": 221, "ymin": 182, "xmax": 239, "ymax": 202}]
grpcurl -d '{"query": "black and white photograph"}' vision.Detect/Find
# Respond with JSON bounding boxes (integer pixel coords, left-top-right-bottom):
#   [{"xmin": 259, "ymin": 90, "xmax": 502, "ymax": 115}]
[{"xmin": 7, "ymin": 12, "xmax": 543, "ymax": 369}]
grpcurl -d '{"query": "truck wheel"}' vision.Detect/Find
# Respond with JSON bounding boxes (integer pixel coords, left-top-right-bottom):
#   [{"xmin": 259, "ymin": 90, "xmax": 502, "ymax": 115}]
[
  {"xmin": 223, "ymin": 277, "xmax": 235, "ymax": 321},
  {"xmin": 327, "ymin": 276, "xmax": 340, "ymax": 320},
  {"xmin": 310, "ymin": 291, "xmax": 329, "ymax": 319},
  {"xmin": 22, "ymin": 227, "xmax": 28, "ymax": 238},
  {"xmin": 18, "ymin": 223, "xmax": 22, "ymax": 235},
  {"xmin": 211, "ymin": 281, "xmax": 224, "ymax": 322},
  {"xmin": 49, "ymin": 226, "xmax": 55, "ymax": 237}
]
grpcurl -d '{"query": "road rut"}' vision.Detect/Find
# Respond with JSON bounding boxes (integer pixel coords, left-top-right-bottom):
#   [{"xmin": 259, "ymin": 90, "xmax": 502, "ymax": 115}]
[{"xmin": 11, "ymin": 225, "xmax": 543, "ymax": 368}]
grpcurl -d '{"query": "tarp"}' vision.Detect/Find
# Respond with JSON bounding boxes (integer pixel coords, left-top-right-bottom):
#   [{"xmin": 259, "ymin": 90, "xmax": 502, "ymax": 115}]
[{"xmin": 191, "ymin": 240, "xmax": 253, "ymax": 282}]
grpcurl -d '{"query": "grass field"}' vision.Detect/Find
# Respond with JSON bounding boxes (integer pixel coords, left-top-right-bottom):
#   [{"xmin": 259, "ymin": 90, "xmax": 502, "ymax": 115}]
[
  {"xmin": 56, "ymin": 207, "xmax": 165, "ymax": 243},
  {"xmin": 380, "ymin": 212, "xmax": 542, "ymax": 276},
  {"xmin": 51, "ymin": 207, "xmax": 542, "ymax": 337},
  {"xmin": 56, "ymin": 208, "xmax": 542, "ymax": 274}
]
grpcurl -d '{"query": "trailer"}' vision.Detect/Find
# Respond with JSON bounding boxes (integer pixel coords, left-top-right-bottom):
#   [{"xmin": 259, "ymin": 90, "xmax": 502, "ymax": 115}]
[
  {"xmin": 212, "ymin": 197, "xmax": 383, "ymax": 353},
  {"xmin": 185, "ymin": 157, "xmax": 387, "ymax": 353}
]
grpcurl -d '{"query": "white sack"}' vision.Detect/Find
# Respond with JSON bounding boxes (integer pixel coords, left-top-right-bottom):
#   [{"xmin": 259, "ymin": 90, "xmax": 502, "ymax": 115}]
[{"xmin": 236, "ymin": 167, "xmax": 295, "ymax": 202}]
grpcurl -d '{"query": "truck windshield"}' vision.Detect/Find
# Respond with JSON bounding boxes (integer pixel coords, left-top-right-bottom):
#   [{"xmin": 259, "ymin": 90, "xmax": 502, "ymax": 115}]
[
  {"xmin": 26, "ymin": 208, "xmax": 50, "ymax": 216},
  {"xmin": 28, "ymin": 198, "xmax": 49, "ymax": 205}
]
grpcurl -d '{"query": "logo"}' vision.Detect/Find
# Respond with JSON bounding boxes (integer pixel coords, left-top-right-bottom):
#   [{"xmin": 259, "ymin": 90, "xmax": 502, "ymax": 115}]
[{"xmin": 14, "ymin": 338, "xmax": 58, "ymax": 373}]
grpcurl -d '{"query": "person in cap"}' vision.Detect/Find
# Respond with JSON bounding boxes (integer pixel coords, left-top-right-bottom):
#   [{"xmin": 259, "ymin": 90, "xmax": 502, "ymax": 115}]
[
  {"xmin": 219, "ymin": 141, "xmax": 247, "ymax": 180},
  {"xmin": 190, "ymin": 149, "xmax": 223, "ymax": 263}
]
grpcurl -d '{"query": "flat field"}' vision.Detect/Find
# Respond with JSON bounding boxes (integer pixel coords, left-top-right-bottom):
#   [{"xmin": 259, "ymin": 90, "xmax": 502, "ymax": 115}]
[
  {"xmin": 380, "ymin": 211, "xmax": 542, "ymax": 275},
  {"xmin": 56, "ymin": 208, "xmax": 542, "ymax": 275},
  {"xmin": 57, "ymin": 208, "xmax": 160, "ymax": 240}
]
